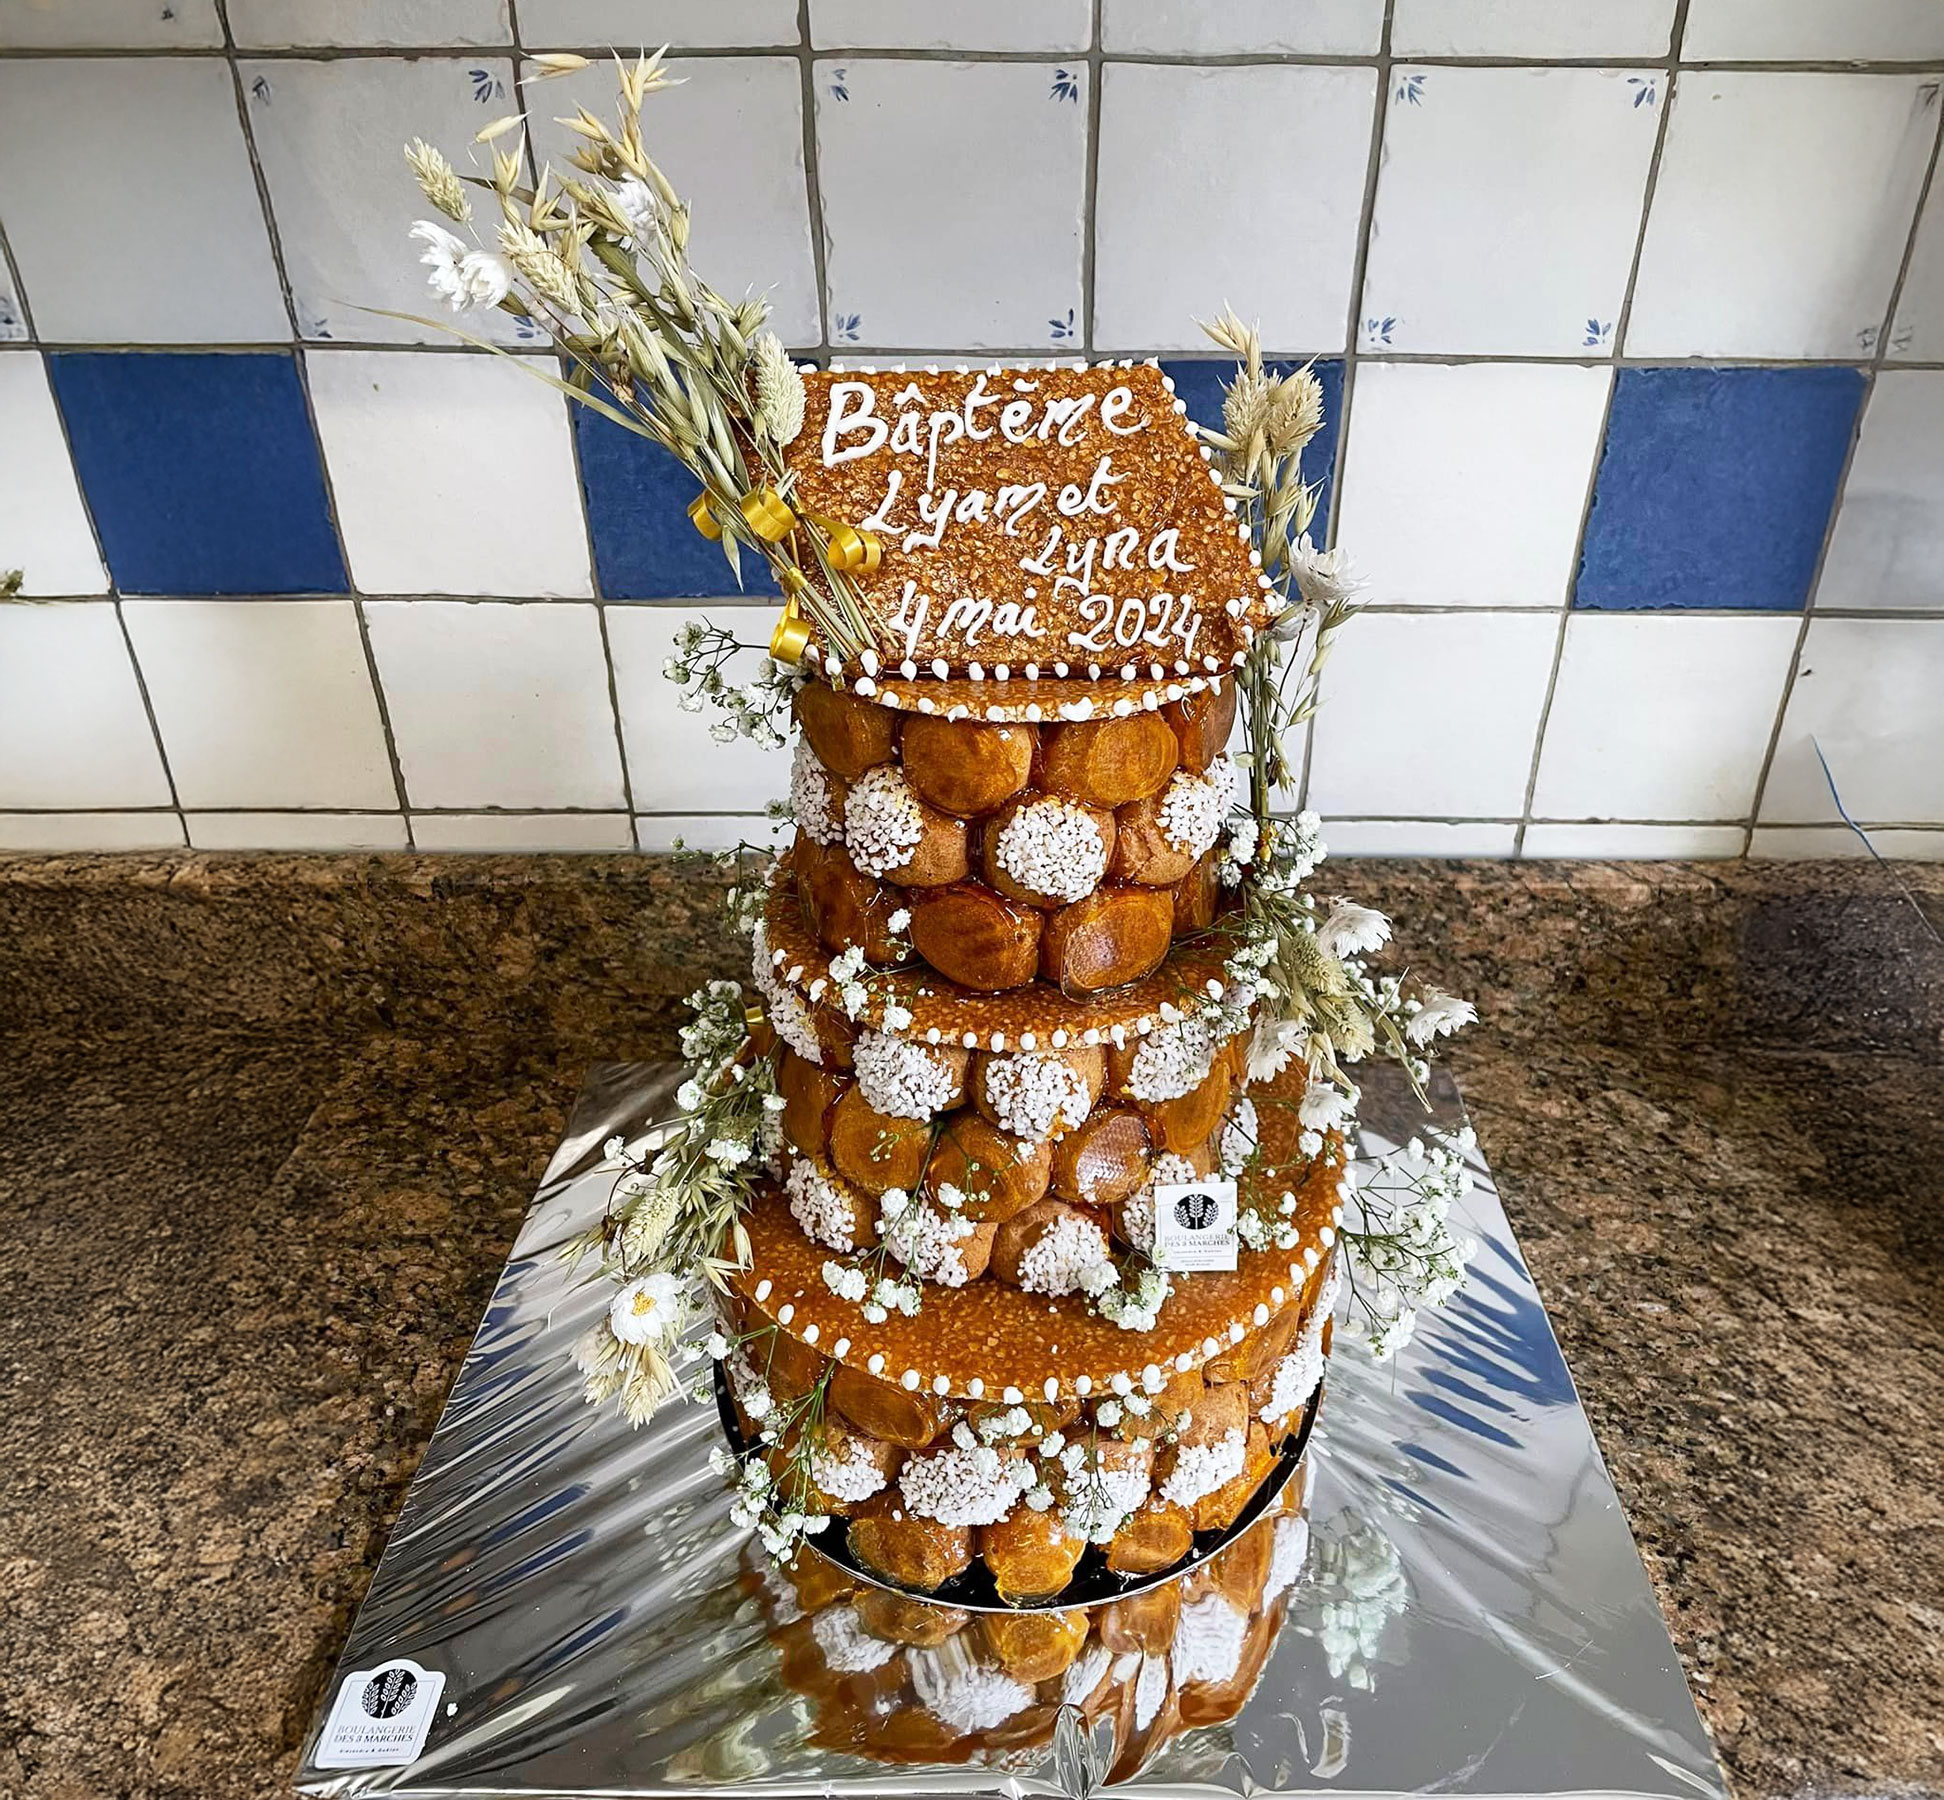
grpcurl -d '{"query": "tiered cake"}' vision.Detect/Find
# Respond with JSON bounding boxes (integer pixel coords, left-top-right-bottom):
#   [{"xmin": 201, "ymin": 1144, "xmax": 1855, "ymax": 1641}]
[{"xmin": 711, "ymin": 364, "xmax": 1345, "ymax": 1601}]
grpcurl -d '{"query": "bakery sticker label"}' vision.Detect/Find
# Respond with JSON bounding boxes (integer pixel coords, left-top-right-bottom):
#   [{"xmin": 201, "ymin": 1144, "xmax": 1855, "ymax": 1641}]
[
  {"xmin": 313, "ymin": 1659, "xmax": 446, "ymax": 1769},
  {"xmin": 1152, "ymin": 1178, "xmax": 1239, "ymax": 1273},
  {"xmin": 786, "ymin": 364, "xmax": 1268, "ymax": 673}
]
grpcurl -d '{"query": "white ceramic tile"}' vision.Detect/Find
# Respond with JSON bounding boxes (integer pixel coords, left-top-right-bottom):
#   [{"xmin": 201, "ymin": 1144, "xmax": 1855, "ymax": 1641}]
[
  {"xmin": 1319, "ymin": 819, "xmax": 1520, "ymax": 857},
  {"xmin": 815, "ymin": 59, "xmax": 1086, "ymax": 350},
  {"xmin": 1889, "ymin": 178, "xmax": 1944, "ymax": 362},
  {"xmin": 1335, "ymin": 363, "xmax": 1611, "ymax": 607},
  {"xmin": 365, "ymin": 601, "xmax": 626, "ymax": 808},
  {"xmin": 1750, "ymin": 825, "xmax": 1944, "ymax": 860},
  {"xmin": 605, "ymin": 603, "xmax": 792, "ymax": 812},
  {"xmin": 230, "ymin": 0, "xmax": 509, "ymax": 46},
  {"xmin": 0, "ymin": 356, "xmax": 108, "ymax": 595},
  {"xmin": 0, "ymin": 813, "xmax": 185, "ymax": 851},
  {"xmin": 306, "ymin": 351, "xmax": 592, "ymax": 596},
  {"xmin": 1628, "ymin": 73, "xmax": 1935, "ymax": 360},
  {"xmin": 1760, "ymin": 618, "xmax": 1944, "ymax": 825},
  {"xmin": 1307, "ymin": 612, "xmax": 1558, "ymax": 816},
  {"xmin": 0, "ymin": 59, "xmax": 287, "ymax": 343},
  {"xmin": 1522, "ymin": 823, "xmax": 1745, "ymax": 858},
  {"xmin": 1391, "ymin": 0, "xmax": 1675, "ymax": 57},
  {"xmin": 1094, "ymin": 64, "xmax": 1377, "ymax": 354},
  {"xmin": 0, "ymin": 603, "xmax": 171, "ymax": 808},
  {"xmin": 1532, "ymin": 615, "xmax": 1797, "ymax": 820},
  {"xmin": 1101, "ymin": 0, "xmax": 1383, "ymax": 54},
  {"xmin": 0, "ymin": 0, "xmax": 222, "ymax": 47},
  {"xmin": 122, "ymin": 600, "xmax": 398, "ymax": 809},
  {"xmin": 1360, "ymin": 67, "xmax": 1660, "ymax": 357},
  {"xmin": 516, "ymin": 0, "xmax": 797, "ymax": 47},
  {"xmin": 636, "ymin": 814, "xmax": 790, "ymax": 852},
  {"xmin": 410, "ymin": 812, "xmax": 635, "ymax": 850},
  {"xmin": 1682, "ymin": 0, "xmax": 1944, "ymax": 61},
  {"xmin": 1816, "ymin": 373, "xmax": 1944, "ymax": 613},
  {"xmin": 243, "ymin": 57, "xmax": 529, "ymax": 346},
  {"xmin": 186, "ymin": 812, "xmax": 410, "ymax": 850},
  {"xmin": 527, "ymin": 57, "xmax": 818, "ymax": 344},
  {"xmin": 811, "ymin": 0, "xmax": 1090, "ymax": 50}
]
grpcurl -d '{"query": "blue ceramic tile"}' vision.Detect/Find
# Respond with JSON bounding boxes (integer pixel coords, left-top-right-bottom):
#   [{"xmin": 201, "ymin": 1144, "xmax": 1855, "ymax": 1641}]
[
  {"xmin": 1575, "ymin": 365, "xmax": 1863, "ymax": 612},
  {"xmin": 47, "ymin": 352, "xmax": 345, "ymax": 596},
  {"xmin": 574, "ymin": 407, "xmax": 779, "ymax": 601},
  {"xmin": 1159, "ymin": 358, "xmax": 1346, "ymax": 548}
]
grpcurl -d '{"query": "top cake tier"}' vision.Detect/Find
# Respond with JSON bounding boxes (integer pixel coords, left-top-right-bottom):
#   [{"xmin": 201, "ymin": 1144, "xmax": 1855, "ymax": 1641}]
[
  {"xmin": 791, "ymin": 684, "xmax": 1239, "ymax": 996},
  {"xmin": 783, "ymin": 362, "xmax": 1276, "ymax": 710}
]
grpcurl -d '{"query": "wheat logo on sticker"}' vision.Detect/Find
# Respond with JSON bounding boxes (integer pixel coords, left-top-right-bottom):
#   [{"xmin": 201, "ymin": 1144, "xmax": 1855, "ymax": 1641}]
[{"xmin": 315, "ymin": 1660, "xmax": 446, "ymax": 1770}]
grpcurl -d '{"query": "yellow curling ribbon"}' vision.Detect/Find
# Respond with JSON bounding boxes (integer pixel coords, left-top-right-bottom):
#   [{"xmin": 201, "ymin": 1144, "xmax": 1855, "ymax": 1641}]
[
  {"xmin": 805, "ymin": 512, "xmax": 882, "ymax": 576},
  {"xmin": 686, "ymin": 492, "xmax": 723, "ymax": 541},
  {"xmin": 738, "ymin": 485, "xmax": 796, "ymax": 542},
  {"xmin": 769, "ymin": 585, "xmax": 812, "ymax": 664}
]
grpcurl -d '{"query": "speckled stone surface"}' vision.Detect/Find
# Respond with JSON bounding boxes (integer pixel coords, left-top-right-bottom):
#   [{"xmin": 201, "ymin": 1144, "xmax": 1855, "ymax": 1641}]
[{"xmin": 0, "ymin": 854, "xmax": 1939, "ymax": 1800}]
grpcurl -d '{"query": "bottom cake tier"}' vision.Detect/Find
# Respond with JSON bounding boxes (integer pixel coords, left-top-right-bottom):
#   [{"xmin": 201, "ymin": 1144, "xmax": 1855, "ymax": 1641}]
[
  {"xmin": 750, "ymin": 1462, "xmax": 1312, "ymax": 1775},
  {"xmin": 715, "ymin": 1118, "xmax": 1342, "ymax": 1602}
]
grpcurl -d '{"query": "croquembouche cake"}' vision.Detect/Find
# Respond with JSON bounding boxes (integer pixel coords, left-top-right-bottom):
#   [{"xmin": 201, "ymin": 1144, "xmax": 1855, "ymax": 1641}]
[{"xmin": 395, "ymin": 52, "xmax": 1479, "ymax": 1612}]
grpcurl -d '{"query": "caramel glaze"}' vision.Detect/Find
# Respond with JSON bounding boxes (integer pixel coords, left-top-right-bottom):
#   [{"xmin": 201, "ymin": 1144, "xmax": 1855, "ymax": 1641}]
[{"xmin": 728, "ymin": 1110, "xmax": 1342, "ymax": 1404}]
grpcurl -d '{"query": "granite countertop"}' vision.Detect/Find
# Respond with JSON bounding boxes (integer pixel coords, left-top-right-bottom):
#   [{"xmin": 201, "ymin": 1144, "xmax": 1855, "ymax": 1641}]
[{"xmin": 0, "ymin": 854, "xmax": 1939, "ymax": 1800}]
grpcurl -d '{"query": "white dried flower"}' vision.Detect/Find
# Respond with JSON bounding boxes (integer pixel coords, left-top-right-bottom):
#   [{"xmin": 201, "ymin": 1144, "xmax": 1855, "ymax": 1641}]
[
  {"xmin": 1316, "ymin": 901, "xmax": 1391, "ymax": 960},
  {"xmin": 1298, "ymin": 1082, "xmax": 1357, "ymax": 1133},
  {"xmin": 608, "ymin": 1272, "xmax": 689, "ymax": 1347},
  {"xmin": 1405, "ymin": 988, "xmax": 1477, "ymax": 1046},
  {"xmin": 1289, "ymin": 535, "xmax": 1359, "ymax": 612},
  {"xmin": 411, "ymin": 220, "xmax": 511, "ymax": 312}
]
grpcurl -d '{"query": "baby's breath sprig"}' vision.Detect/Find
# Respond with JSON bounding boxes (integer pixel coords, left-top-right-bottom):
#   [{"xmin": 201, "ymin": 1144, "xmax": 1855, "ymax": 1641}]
[
  {"xmin": 1335, "ymin": 1128, "xmax": 1479, "ymax": 1363},
  {"xmin": 709, "ymin": 1322, "xmax": 840, "ymax": 1561},
  {"xmin": 662, "ymin": 619, "xmax": 801, "ymax": 748}
]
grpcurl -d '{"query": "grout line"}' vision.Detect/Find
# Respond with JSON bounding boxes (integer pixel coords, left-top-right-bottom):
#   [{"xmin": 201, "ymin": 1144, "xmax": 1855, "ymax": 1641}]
[
  {"xmin": 9, "ymin": 338, "xmax": 1935, "ymax": 370},
  {"xmin": 796, "ymin": 1, "xmax": 835, "ymax": 358},
  {"xmin": 1296, "ymin": 0, "xmax": 1396, "ymax": 813},
  {"xmin": 349, "ymin": 597, "xmax": 417, "ymax": 833},
  {"xmin": 109, "ymin": 600, "xmax": 186, "ymax": 824},
  {"xmin": 1080, "ymin": 0, "xmax": 1104, "ymax": 352},
  {"xmin": 1512, "ymin": 0, "xmax": 1691, "ymax": 857},
  {"xmin": 593, "ymin": 603, "xmax": 643, "ymax": 848},
  {"xmin": 4, "ymin": 42, "xmax": 1944, "ymax": 72},
  {"xmin": 1743, "ymin": 77, "xmax": 1944, "ymax": 840}
]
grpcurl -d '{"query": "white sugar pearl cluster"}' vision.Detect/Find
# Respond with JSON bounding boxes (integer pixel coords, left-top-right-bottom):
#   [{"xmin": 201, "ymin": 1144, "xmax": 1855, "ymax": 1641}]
[
  {"xmin": 786, "ymin": 1157, "xmax": 866, "ymax": 1252},
  {"xmin": 1126, "ymin": 1018, "xmax": 1215, "ymax": 1104},
  {"xmin": 994, "ymin": 797, "xmax": 1107, "ymax": 901},
  {"xmin": 853, "ymin": 1029, "xmax": 959, "ymax": 1120},
  {"xmin": 882, "ymin": 1193, "xmax": 979, "ymax": 1286},
  {"xmin": 1016, "ymin": 1211, "xmax": 1114, "ymax": 1296},
  {"xmin": 751, "ymin": 921, "xmax": 820, "ymax": 1064},
  {"xmin": 1159, "ymin": 1426, "xmax": 1247, "ymax": 1507},
  {"xmin": 810, "ymin": 1604, "xmax": 897, "ymax": 1672},
  {"xmin": 810, "ymin": 1440, "xmax": 891, "ymax": 1505},
  {"xmin": 1157, "ymin": 754, "xmax": 1237, "ymax": 859},
  {"xmin": 843, "ymin": 764, "xmax": 925, "ymax": 876},
  {"xmin": 899, "ymin": 1428, "xmax": 1036, "ymax": 1527},
  {"xmin": 981, "ymin": 1052, "xmax": 1092, "ymax": 1143},
  {"xmin": 1219, "ymin": 1097, "xmax": 1259, "ymax": 1175},
  {"xmin": 789, "ymin": 741, "xmax": 844, "ymax": 846},
  {"xmin": 1122, "ymin": 1151, "xmax": 1197, "ymax": 1255},
  {"xmin": 1172, "ymin": 1592, "xmax": 1250, "ymax": 1688}
]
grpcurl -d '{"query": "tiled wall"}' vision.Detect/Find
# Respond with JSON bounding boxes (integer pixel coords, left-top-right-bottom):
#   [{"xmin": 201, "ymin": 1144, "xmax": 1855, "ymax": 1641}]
[{"xmin": 2, "ymin": 1, "xmax": 1942, "ymax": 859}]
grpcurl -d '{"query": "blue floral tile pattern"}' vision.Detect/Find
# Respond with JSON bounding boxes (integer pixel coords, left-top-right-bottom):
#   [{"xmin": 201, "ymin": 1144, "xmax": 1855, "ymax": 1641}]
[
  {"xmin": 1159, "ymin": 358, "xmax": 1346, "ymax": 548},
  {"xmin": 573, "ymin": 405, "xmax": 780, "ymax": 601},
  {"xmin": 1575, "ymin": 365, "xmax": 1864, "ymax": 612},
  {"xmin": 48, "ymin": 351, "xmax": 346, "ymax": 595}
]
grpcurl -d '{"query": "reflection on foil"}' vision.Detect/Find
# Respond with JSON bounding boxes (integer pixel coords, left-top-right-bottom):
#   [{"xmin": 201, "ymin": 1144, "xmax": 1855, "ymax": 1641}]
[{"xmin": 297, "ymin": 1062, "xmax": 1728, "ymax": 1800}]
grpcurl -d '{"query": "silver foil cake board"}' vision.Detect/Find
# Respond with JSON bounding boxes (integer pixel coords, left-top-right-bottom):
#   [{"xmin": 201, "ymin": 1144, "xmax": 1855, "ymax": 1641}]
[{"xmin": 295, "ymin": 1062, "xmax": 1727, "ymax": 1800}]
